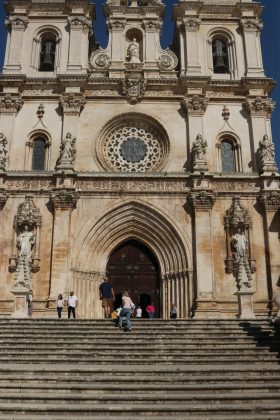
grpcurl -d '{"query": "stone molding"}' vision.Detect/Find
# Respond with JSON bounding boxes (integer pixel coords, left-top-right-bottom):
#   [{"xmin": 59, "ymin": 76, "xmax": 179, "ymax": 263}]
[
  {"xmin": 182, "ymin": 18, "xmax": 201, "ymax": 32},
  {"xmin": 240, "ymin": 19, "xmax": 263, "ymax": 33},
  {"xmin": 187, "ymin": 190, "xmax": 216, "ymax": 210},
  {"xmin": 243, "ymin": 96, "xmax": 275, "ymax": 118},
  {"xmin": 0, "ymin": 189, "xmax": 9, "ymax": 210},
  {"xmin": 59, "ymin": 93, "xmax": 86, "ymax": 115},
  {"xmin": 258, "ymin": 191, "xmax": 280, "ymax": 212},
  {"xmin": 5, "ymin": 16, "xmax": 29, "ymax": 30},
  {"xmin": 50, "ymin": 189, "xmax": 79, "ymax": 210},
  {"xmin": 0, "ymin": 94, "xmax": 23, "ymax": 114},
  {"xmin": 224, "ymin": 196, "xmax": 252, "ymax": 229}
]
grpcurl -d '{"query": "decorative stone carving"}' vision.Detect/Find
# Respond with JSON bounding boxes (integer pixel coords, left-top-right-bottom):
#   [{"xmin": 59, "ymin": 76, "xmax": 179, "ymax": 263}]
[
  {"xmin": 240, "ymin": 19, "xmax": 263, "ymax": 33},
  {"xmin": 143, "ymin": 21, "xmax": 162, "ymax": 31},
  {"xmin": 122, "ymin": 73, "xmax": 145, "ymax": 104},
  {"xmin": 59, "ymin": 94, "xmax": 86, "ymax": 115},
  {"xmin": 126, "ymin": 38, "xmax": 141, "ymax": 63},
  {"xmin": 158, "ymin": 50, "xmax": 178, "ymax": 71},
  {"xmin": 68, "ymin": 16, "xmax": 92, "ymax": 32},
  {"xmin": 0, "ymin": 189, "xmax": 9, "ymax": 210},
  {"xmin": 17, "ymin": 225, "xmax": 35, "ymax": 259},
  {"xmin": 13, "ymin": 194, "xmax": 42, "ymax": 230},
  {"xmin": 183, "ymin": 18, "xmax": 201, "ymax": 31},
  {"xmin": 6, "ymin": 16, "xmax": 29, "ymax": 30},
  {"xmin": 243, "ymin": 97, "xmax": 275, "ymax": 118},
  {"xmin": 256, "ymin": 135, "xmax": 278, "ymax": 174},
  {"xmin": 181, "ymin": 95, "xmax": 209, "ymax": 115},
  {"xmin": 108, "ymin": 20, "xmax": 126, "ymax": 30},
  {"xmin": 55, "ymin": 133, "xmax": 77, "ymax": 172},
  {"xmin": 0, "ymin": 94, "xmax": 23, "ymax": 114},
  {"xmin": 14, "ymin": 254, "xmax": 31, "ymax": 289},
  {"xmin": 222, "ymin": 105, "xmax": 230, "ymax": 121},
  {"xmin": 89, "ymin": 48, "xmax": 111, "ymax": 71},
  {"xmin": 258, "ymin": 191, "xmax": 280, "ymax": 212},
  {"xmin": 50, "ymin": 189, "xmax": 79, "ymax": 210},
  {"xmin": 224, "ymin": 196, "xmax": 255, "ymax": 276},
  {"xmin": 36, "ymin": 103, "xmax": 45, "ymax": 119},
  {"xmin": 231, "ymin": 229, "xmax": 253, "ymax": 289},
  {"xmin": 191, "ymin": 134, "xmax": 208, "ymax": 172},
  {"xmin": 0, "ymin": 133, "xmax": 8, "ymax": 172},
  {"xmin": 187, "ymin": 190, "xmax": 215, "ymax": 210}
]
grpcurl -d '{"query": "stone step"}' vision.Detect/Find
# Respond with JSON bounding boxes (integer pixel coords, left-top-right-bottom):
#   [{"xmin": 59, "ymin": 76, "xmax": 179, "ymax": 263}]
[{"xmin": 0, "ymin": 415, "xmax": 279, "ymax": 420}]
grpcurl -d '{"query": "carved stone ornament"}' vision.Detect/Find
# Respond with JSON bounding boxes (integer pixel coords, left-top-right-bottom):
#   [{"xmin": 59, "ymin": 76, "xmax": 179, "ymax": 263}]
[
  {"xmin": 50, "ymin": 189, "xmax": 79, "ymax": 210},
  {"xmin": 108, "ymin": 20, "xmax": 126, "ymax": 30},
  {"xmin": 89, "ymin": 48, "xmax": 111, "ymax": 71},
  {"xmin": 0, "ymin": 133, "xmax": 8, "ymax": 172},
  {"xmin": 181, "ymin": 95, "xmax": 209, "ymax": 115},
  {"xmin": 59, "ymin": 94, "xmax": 86, "ymax": 115},
  {"xmin": 256, "ymin": 135, "xmax": 278, "ymax": 174},
  {"xmin": 158, "ymin": 49, "xmax": 178, "ymax": 71},
  {"xmin": 68, "ymin": 16, "xmax": 92, "ymax": 32},
  {"xmin": 55, "ymin": 133, "xmax": 76, "ymax": 172},
  {"xmin": 183, "ymin": 18, "xmax": 201, "ymax": 31},
  {"xmin": 258, "ymin": 191, "xmax": 280, "ymax": 212},
  {"xmin": 243, "ymin": 97, "xmax": 275, "ymax": 118},
  {"xmin": 187, "ymin": 190, "xmax": 215, "ymax": 210},
  {"xmin": 224, "ymin": 196, "xmax": 252, "ymax": 229},
  {"xmin": 13, "ymin": 194, "xmax": 42, "ymax": 230},
  {"xmin": 6, "ymin": 16, "xmax": 29, "ymax": 30},
  {"xmin": 36, "ymin": 103, "xmax": 45, "ymax": 119},
  {"xmin": 14, "ymin": 254, "xmax": 31, "ymax": 289},
  {"xmin": 0, "ymin": 189, "xmax": 9, "ymax": 210},
  {"xmin": 222, "ymin": 105, "xmax": 230, "ymax": 121},
  {"xmin": 122, "ymin": 73, "xmax": 145, "ymax": 104},
  {"xmin": 240, "ymin": 19, "xmax": 263, "ymax": 33},
  {"xmin": 143, "ymin": 21, "xmax": 162, "ymax": 31},
  {"xmin": 0, "ymin": 94, "xmax": 23, "ymax": 114},
  {"xmin": 191, "ymin": 134, "xmax": 208, "ymax": 172}
]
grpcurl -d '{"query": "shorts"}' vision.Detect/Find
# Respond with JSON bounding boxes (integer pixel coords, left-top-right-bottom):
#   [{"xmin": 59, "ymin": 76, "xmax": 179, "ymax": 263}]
[{"xmin": 102, "ymin": 298, "xmax": 113, "ymax": 309}]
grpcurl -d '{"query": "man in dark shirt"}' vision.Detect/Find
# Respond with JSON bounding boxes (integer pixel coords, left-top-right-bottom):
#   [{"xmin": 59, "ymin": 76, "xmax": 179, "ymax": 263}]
[{"xmin": 99, "ymin": 276, "xmax": 115, "ymax": 318}]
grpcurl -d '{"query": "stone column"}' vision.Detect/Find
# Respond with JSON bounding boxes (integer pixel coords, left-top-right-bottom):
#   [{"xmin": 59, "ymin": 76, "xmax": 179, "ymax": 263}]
[
  {"xmin": 108, "ymin": 19, "xmax": 126, "ymax": 77},
  {"xmin": 59, "ymin": 93, "xmax": 86, "ymax": 140},
  {"xmin": 48, "ymin": 189, "xmax": 78, "ymax": 305},
  {"xmin": 258, "ymin": 191, "xmax": 280, "ymax": 313},
  {"xmin": 183, "ymin": 18, "xmax": 201, "ymax": 75},
  {"xmin": 240, "ymin": 19, "xmax": 264, "ymax": 77},
  {"xmin": 243, "ymin": 96, "xmax": 275, "ymax": 171},
  {"xmin": 67, "ymin": 16, "xmax": 92, "ymax": 73},
  {"xmin": 0, "ymin": 94, "xmax": 23, "ymax": 167},
  {"xmin": 187, "ymin": 190, "xmax": 218, "ymax": 318},
  {"xmin": 4, "ymin": 16, "xmax": 28, "ymax": 73}
]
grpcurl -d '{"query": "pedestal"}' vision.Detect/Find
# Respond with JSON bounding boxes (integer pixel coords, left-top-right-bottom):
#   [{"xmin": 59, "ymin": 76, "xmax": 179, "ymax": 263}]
[
  {"xmin": 11, "ymin": 288, "xmax": 29, "ymax": 318},
  {"xmin": 236, "ymin": 290, "xmax": 255, "ymax": 320}
]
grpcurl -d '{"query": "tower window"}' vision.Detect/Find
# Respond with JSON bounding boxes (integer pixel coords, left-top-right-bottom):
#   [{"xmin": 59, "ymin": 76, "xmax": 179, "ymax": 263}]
[
  {"xmin": 39, "ymin": 39, "xmax": 56, "ymax": 72},
  {"xmin": 32, "ymin": 138, "xmax": 46, "ymax": 170},
  {"xmin": 221, "ymin": 140, "xmax": 235, "ymax": 172},
  {"xmin": 212, "ymin": 39, "xmax": 229, "ymax": 74}
]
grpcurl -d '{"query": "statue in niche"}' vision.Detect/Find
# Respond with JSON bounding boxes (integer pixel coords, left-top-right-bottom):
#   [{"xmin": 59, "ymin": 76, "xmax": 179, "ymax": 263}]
[
  {"xmin": 192, "ymin": 134, "xmax": 207, "ymax": 161},
  {"xmin": 17, "ymin": 225, "xmax": 35, "ymax": 259},
  {"xmin": 231, "ymin": 228, "xmax": 248, "ymax": 262},
  {"xmin": 127, "ymin": 38, "xmax": 140, "ymax": 63},
  {"xmin": 258, "ymin": 135, "xmax": 276, "ymax": 162},
  {"xmin": 56, "ymin": 132, "xmax": 76, "ymax": 169}
]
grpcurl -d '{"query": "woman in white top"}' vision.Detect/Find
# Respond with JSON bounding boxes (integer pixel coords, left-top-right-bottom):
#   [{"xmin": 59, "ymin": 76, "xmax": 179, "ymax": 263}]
[
  {"xmin": 118, "ymin": 291, "xmax": 134, "ymax": 332},
  {"xmin": 57, "ymin": 294, "xmax": 64, "ymax": 319},
  {"xmin": 136, "ymin": 306, "xmax": 142, "ymax": 318}
]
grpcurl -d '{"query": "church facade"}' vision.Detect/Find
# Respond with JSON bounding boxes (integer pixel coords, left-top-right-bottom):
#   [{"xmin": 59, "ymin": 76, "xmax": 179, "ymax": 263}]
[{"xmin": 0, "ymin": 0, "xmax": 279, "ymax": 318}]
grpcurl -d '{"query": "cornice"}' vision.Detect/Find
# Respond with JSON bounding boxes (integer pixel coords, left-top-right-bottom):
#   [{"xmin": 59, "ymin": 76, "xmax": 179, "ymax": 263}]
[{"xmin": 174, "ymin": 1, "xmax": 263, "ymax": 19}]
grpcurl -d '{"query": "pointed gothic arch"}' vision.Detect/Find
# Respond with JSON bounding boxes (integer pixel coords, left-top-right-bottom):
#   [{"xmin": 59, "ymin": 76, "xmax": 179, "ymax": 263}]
[{"xmin": 71, "ymin": 199, "xmax": 192, "ymax": 319}]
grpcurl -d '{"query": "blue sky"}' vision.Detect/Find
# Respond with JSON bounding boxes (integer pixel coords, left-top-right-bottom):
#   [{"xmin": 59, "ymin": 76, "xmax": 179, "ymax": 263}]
[{"xmin": 0, "ymin": 0, "xmax": 279, "ymax": 168}]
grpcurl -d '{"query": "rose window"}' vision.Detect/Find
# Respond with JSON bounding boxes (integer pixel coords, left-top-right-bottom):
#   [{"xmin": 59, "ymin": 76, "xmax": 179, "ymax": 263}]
[{"xmin": 103, "ymin": 126, "xmax": 163, "ymax": 172}]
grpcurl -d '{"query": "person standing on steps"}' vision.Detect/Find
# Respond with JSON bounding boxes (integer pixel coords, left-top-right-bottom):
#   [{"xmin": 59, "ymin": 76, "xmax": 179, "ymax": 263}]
[
  {"xmin": 57, "ymin": 294, "xmax": 64, "ymax": 319},
  {"xmin": 170, "ymin": 304, "xmax": 177, "ymax": 319},
  {"xmin": 146, "ymin": 302, "xmax": 155, "ymax": 319},
  {"xmin": 27, "ymin": 289, "xmax": 33, "ymax": 317},
  {"xmin": 67, "ymin": 291, "xmax": 78, "ymax": 319},
  {"xmin": 118, "ymin": 291, "xmax": 134, "ymax": 332},
  {"xmin": 136, "ymin": 305, "xmax": 142, "ymax": 318},
  {"xmin": 99, "ymin": 275, "xmax": 115, "ymax": 318}
]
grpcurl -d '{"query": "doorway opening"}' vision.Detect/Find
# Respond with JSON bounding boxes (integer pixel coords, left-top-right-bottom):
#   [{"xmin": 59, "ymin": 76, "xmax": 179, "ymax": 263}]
[{"xmin": 106, "ymin": 240, "xmax": 160, "ymax": 317}]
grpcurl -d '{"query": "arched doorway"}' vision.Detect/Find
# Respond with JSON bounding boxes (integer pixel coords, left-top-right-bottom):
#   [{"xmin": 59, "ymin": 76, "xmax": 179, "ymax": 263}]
[{"xmin": 106, "ymin": 240, "xmax": 160, "ymax": 317}]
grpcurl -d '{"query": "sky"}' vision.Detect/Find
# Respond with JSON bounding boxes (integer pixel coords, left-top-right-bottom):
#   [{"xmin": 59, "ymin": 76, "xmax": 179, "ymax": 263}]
[{"xmin": 0, "ymin": 0, "xmax": 279, "ymax": 168}]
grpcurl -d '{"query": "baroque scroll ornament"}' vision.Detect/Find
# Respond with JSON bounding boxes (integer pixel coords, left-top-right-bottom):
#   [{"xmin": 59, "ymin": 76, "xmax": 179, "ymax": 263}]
[
  {"xmin": 158, "ymin": 49, "xmax": 178, "ymax": 71},
  {"xmin": 89, "ymin": 48, "xmax": 111, "ymax": 71}
]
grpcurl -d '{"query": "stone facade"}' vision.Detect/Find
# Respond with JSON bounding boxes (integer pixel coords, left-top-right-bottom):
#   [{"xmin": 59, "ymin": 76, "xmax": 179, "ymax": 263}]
[{"xmin": 0, "ymin": 0, "xmax": 279, "ymax": 318}]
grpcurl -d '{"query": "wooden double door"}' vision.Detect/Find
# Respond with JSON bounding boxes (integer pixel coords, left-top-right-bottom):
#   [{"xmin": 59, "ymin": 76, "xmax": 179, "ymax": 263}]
[{"xmin": 107, "ymin": 240, "xmax": 160, "ymax": 317}]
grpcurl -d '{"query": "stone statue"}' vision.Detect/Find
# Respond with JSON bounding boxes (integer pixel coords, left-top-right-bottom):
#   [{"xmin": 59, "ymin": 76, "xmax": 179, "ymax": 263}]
[
  {"xmin": 56, "ymin": 132, "xmax": 76, "ymax": 170},
  {"xmin": 127, "ymin": 38, "xmax": 140, "ymax": 63},
  {"xmin": 192, "ymin": 134, "xmax": 207, "ymax": 161},
  {"xmin": 17, "ymin": 225, "xmax": 35, "ymax": 258},
  {"xmin": 0, "ymin": 132, "xmax": 8, "ymax": 171},
  {"xmin": 258, "ymin": 135, "xmax": 275, "ymax": 162},
  {"xmin": 231, "ymin": 228, "xmax": 248, "ymax": 261}
]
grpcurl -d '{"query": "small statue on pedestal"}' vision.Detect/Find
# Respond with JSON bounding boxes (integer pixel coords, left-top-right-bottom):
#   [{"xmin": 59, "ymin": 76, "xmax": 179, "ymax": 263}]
[{"xmin": 126, "ymin": 38, "xmax": 140, "ymax": 63}]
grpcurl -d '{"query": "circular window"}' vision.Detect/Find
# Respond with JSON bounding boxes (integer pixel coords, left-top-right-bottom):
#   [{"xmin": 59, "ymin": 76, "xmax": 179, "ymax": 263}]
[{"xmin": 96, "ymin": 114, "xmax": 170, "ymax": 173}]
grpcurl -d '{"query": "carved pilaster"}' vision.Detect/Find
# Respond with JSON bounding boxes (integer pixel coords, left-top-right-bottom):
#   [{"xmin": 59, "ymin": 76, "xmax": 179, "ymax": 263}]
[
  {"xmin": 0, "ymin": 94, "xmax": 23, "ymax": 114},
  {"xmin": 68, "ymin": 16, "xmax": 92, "ymax": 34},
  {"xmin": 240, "ymin": 19, "xmax": 263, "ymax": 33},
  {"xmin": 59, "ymin": 94, "xmax": 86, "ymax": 115},
  {"xmin": 183, "ymin": 18, "xmax": 201, "ymax": 32},
  {"xmin": 50, "ymin": 189, "xmax": 79, "ymax": 211},
  {"xmin": 181, "ymin": 95, "xmax": 208, "ymax": 116},
  {"xmin": 187, "ymin": 190, "xmax": 215, "ymax": 210},
  {"xmin": 0, "ymin": 189, "xmax": 9, "ymax": 210},
  {"xmin": 243, "ymin": 97, "xmax": 275, "ymax": 119},
  {"xmin": 6, "ymin": 16, "xmax": 29, "ymax": 31}
]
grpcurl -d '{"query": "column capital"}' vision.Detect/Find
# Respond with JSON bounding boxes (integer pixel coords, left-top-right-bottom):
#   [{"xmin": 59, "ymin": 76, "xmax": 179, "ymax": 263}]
[
  {"xmin": 187, "ymin": 190, "xmax": 215, "ymax": 210},
  {"xmin": 6, "ymin": 16, "xmax": 29, "ymax": 31},
  {"xmin": 258, "ymin": 191, "xmax": 280, "ymax": 212},
  {"xmin": 0, "ymin": 189, "xmax": 9, "ymax": 210},
  {"xmin": 50, "ymin": 189, "xmax": 79, "ymax": 211},
  {"xmin": 68, "ymin": 16, "xmax": 92, "ymax": 32},
  {"xmin": 0, "ymin": 94, "xmax": 23, "ymax": 114},
  {"xmin": 243, "ymin": 96, "xmax": 275, "ymax": 118},
  {"xmin": 240, "ymin": 18, "xmax": 263, "ymax": 33},
  {"xmin": 181, "ymin": 95, "xmax": 209, "ymax": 116},
  {"xmin": 59, "ymin": 93, "xmax": 86, "ymax": 115},
  {"xmin": 182, "ymin": 18, "xmax": 201, "ymax": 32}
]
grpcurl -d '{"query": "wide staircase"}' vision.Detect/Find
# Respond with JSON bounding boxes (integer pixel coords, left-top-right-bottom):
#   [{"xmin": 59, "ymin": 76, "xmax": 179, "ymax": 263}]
[{"xmin": 0, "ymin": 318, "xmax": 279, "ymax": 419}]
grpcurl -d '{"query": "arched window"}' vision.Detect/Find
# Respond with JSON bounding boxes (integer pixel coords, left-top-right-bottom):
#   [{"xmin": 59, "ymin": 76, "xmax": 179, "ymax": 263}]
[
  {"xmin": 212, "ymin": 38, "xmax": 229, "ymax": 74},
  {"xmin": 221, "ymin": 140, "xmax": 236, "ymax": 172},
  {"xmin": 39, "ymin": 37, "xmax": 56, "ymax": 71},
  {"xmin": 32, "ymin": 138, "xmax": 47, "ymax": 170}
]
